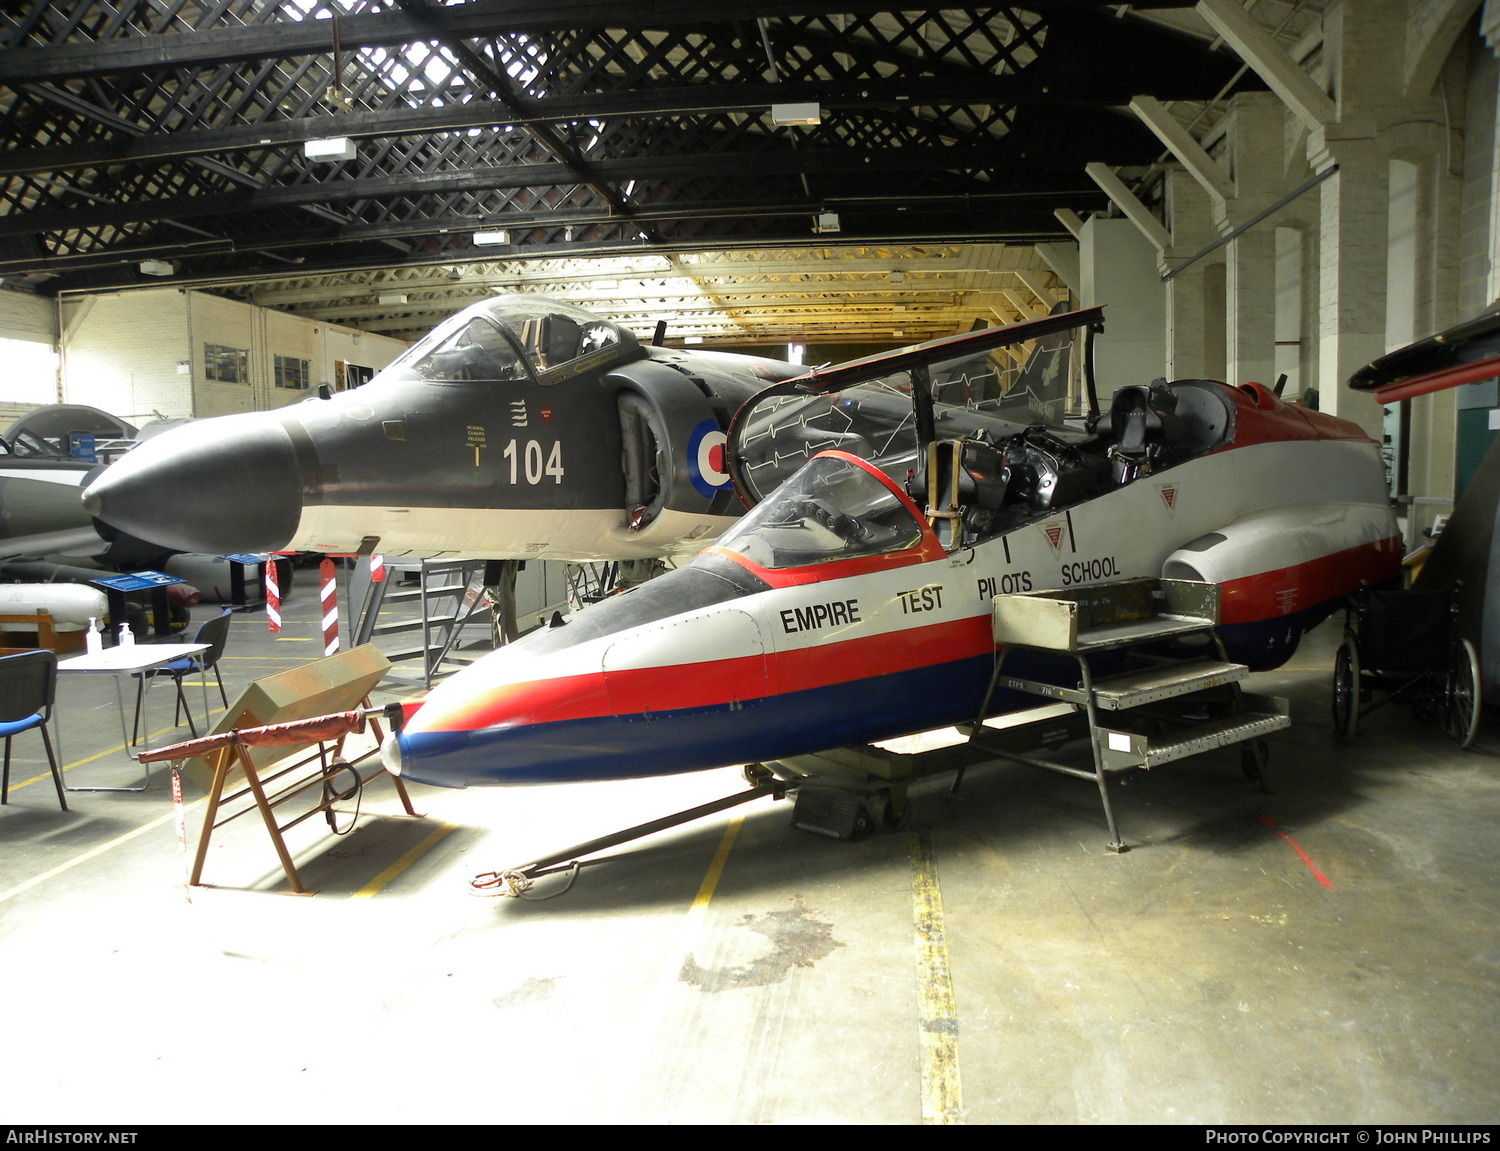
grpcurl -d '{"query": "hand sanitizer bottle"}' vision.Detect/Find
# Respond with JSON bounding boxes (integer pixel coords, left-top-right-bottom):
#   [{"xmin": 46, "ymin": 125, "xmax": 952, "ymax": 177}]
[{"xmin": 85, "ymin": 617, "xmax": 102, "ymax": 655}]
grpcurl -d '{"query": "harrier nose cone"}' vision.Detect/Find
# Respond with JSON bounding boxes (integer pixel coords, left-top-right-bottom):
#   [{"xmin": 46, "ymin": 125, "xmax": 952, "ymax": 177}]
[{"xmin": 83, "ymin": 416, "xmax": 303, "ymax": 554}]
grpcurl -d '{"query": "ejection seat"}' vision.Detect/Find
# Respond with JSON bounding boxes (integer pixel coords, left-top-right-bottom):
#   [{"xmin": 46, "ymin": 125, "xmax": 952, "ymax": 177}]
[
  {"xmin": 1107, "ymin": 379, "xmax": 1182, "ymax": 484},
  {"xmin": 909, "ymin": 438, "xmax": 1008, "ymax": 549}
]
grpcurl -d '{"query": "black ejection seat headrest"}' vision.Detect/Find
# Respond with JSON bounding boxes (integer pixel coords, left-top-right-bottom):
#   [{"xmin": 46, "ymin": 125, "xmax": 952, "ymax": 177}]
[{"xmin": 1111, "ymin": 386, "xmax": 1160, "ymax": 457}]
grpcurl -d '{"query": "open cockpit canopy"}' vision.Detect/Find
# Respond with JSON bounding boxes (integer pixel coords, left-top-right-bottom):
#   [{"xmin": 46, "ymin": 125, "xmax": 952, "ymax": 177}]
[
  {"xmin": 726, "ymin": 306, "xmax": 1247, "ymax": 555},
  {"xmin": 726, "ymin": 306, "xmax": 1104, "ymax": 504}
]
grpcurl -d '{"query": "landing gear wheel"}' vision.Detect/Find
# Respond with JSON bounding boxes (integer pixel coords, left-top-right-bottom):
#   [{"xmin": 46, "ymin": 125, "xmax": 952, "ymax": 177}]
[
  {"xmin": 1332, "ymin": 640, "xmax": 1359, "ymax": 738},
  {"xmin": 871, "ymin": 789, "xmax": 912, "ymax": 831},
  {"xmin": 1446, "ymin": 638, "xmax": 1482, "ymax": 749},
  {"xmin": 850, "ymin": 804, "xmax": 875, "ymax": 841}
]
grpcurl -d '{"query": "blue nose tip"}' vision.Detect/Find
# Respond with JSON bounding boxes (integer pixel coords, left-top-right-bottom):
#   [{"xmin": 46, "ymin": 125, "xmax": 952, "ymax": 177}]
[{"xmin": 83, "ymin": 417, "xmax": 303, "ymax": 554}]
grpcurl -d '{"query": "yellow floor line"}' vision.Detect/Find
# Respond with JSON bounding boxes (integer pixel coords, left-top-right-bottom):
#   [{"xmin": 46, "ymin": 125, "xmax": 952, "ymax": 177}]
[
  {"xmin": 6, "ymin": 710, "xmax": 223, "ymax": 794},
  {"xmin": 912, "ymin": 829, "xmax": 964, "ymax": 1124},
  {"xmin": 0, "ymin": 805, "xmax": 187, "ymax": 905},
  {"xmin": 691, "ymin": 816, "xmax": 743, "ymax": 910},
  {"xmin": 351, "ymin": 822, "xmax": 457, "ymax": 898}
]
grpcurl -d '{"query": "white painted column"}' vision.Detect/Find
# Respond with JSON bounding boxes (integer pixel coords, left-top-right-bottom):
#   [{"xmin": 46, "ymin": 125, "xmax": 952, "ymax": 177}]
[
  {"xmin": 1080, "ymin": 216, "xmax": 1167, "ymax": 398},
  {"xmin": 1160, "ymin": 171, "xmax": 1221, "ymax": 381},
  {"xmin": 1312, "ymin": 137, "xmax": 1390, "ymax": 437},
  {"xmin": 1220, "ymin": 94, "xmax": 1287, "ymax": 390}
]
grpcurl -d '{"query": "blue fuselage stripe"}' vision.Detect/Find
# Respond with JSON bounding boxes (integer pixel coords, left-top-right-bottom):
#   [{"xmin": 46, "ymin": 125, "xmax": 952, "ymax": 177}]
[{"xmin": 395, "ymin": 604, "xmax": 1333, "ymax": 788}]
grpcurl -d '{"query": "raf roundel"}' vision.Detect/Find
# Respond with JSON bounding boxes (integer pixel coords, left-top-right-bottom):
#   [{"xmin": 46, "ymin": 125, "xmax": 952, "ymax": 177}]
[{"xmin": 687, "ymin": 419, "xmax": 731, "ymax": 498}]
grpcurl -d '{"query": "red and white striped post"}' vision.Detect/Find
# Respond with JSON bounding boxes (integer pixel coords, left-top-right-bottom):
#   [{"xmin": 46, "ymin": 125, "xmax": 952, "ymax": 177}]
[
  {"xmin": 319, "ymin": 558, "xmax": 340, "ymax": 656},
  {"xmin": 264, "ymin": 556, "xmax": 282, "ymax": 633}
]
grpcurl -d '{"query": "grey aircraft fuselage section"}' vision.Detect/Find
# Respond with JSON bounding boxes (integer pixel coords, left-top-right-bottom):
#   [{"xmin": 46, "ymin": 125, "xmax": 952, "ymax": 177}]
[
  {"xmin": 0, "ymin": 418, "xmax": 183, "ymax": 565},
  {"xmin": 83, "ymin": 296, "xmax": 801, "ymax": 563},
  {"xmin": 288, "ymin": 365, "xmax": 623, "ymax": 511},
  {"xmin": 0, "ymin": 446, "xmax": 100, "ymax": 555}
]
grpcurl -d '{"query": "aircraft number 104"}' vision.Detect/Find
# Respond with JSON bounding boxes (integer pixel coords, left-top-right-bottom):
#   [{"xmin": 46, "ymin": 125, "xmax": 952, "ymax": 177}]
[{"xmin": 502, "ymin": 439, "xmax": 565, "ymax": 485}]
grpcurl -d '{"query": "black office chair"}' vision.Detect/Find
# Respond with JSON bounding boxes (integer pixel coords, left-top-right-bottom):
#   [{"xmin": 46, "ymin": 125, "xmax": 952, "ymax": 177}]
[
  {"xmin": 0, "ymin": 649, "xmax": 67, "ymax": 810},
  {"xmin": 131, "ymin": 608, "xmax": 233, "ymax": 744}
]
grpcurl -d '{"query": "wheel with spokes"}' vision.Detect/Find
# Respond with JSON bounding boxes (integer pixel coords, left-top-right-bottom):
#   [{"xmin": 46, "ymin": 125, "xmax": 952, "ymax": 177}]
[
  {"xmin": 1332, "ymin": 639, "xmax": 1360, "ymax": 738},
  {"xmin": 1445, "ymin": 638, "xmax": 1482, "ymax": 749}
]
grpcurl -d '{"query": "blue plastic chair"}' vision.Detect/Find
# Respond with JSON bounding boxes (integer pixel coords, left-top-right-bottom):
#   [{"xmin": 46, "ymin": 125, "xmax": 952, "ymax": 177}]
[
  {"xmin": 131, "ymin": 608, "xmax": 233, "ymax": 744},
  {"xmin": 0, "ymin": 649, "xmax": 66, "ymax": 810}
]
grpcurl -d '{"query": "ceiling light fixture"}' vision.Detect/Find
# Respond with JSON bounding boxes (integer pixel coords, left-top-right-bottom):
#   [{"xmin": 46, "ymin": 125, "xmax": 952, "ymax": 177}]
[
  {"xmin": 473, "ymin": 229, "xmax": 510, "ymax": 246},
  {"xmin": 772, "ymin": 102, "xmax": 822, "ymax": 126},
  {"xmin": 303, "ymin": 137, "xmax": 356, "ymax": 162},
  {"xmin": 813, "ymin": 211, "xmax": 841, "ymax": 234},
  {"xmin": 138, "ymin": 259, "xmax": 174, "ymax": 277}
]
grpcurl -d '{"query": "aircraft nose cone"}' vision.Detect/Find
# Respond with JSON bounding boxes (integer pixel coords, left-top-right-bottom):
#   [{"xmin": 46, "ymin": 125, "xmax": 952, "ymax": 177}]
[
  {"xmin": 380, "ymin": 729, "xmax": 407, "ymax": 777},
  {"xmin": 83, "ymin": 416, "xmax": 304, "ymax": 554}
]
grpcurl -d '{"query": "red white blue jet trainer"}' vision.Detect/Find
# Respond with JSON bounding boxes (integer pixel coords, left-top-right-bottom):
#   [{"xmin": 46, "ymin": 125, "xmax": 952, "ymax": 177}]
[{"xmin": 382, "ymin": 306, "xmax": 1401, "ymax": 788}]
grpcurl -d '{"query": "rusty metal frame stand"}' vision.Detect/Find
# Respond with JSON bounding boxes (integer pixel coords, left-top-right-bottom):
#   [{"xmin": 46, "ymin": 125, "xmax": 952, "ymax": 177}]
[{"xmin": 186, "ymin": 710, "xmax": 419, "ymax": 894}]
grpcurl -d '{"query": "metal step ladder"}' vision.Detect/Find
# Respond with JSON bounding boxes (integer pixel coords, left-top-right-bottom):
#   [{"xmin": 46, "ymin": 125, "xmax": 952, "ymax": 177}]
[
  {"xmin": 971, "ymin": 577, "xmax": 1289, "ymax": 851},
  {"xmin": 349, "ymin": 558, "xmax": 493, "ymax": 688}
]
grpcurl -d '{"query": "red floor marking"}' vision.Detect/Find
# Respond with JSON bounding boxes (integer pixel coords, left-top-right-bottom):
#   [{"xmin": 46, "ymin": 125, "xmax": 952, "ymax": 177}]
[{"xmin": 1258, "ymin": 816, "xmax": 1333, "ymax": 888}]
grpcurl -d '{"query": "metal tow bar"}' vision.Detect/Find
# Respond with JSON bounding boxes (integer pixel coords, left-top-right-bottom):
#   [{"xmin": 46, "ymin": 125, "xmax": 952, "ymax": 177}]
[{"xmin": 469, "ymin": 774, "xmax": 788, "ymax": 899}]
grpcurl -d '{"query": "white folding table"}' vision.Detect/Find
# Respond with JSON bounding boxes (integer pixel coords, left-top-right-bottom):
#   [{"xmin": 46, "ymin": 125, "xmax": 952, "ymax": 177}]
[{"xmin": 57, "ymin": 642, "xmax": 211, "ymax": 792}]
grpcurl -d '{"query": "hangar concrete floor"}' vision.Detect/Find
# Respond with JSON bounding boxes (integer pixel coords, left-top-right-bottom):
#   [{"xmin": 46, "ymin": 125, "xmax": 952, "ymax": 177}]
[{"xmin": 0, "ymin": 582, "xmax": 1496, "ymax": 1127}]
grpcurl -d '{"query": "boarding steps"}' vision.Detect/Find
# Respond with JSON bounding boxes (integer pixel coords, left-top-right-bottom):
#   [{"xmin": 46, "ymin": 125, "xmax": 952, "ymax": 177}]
[
  {"xmin": 349, "ymin": 558, "xmax": 492, "ymax": 688},
  {"xmin": 772, "ymin": 578, "xmax": 1287, "ymax": 849},
  {"xmin": 971, "ymin": 577, "xmax": 1289, "ymax": 850}
]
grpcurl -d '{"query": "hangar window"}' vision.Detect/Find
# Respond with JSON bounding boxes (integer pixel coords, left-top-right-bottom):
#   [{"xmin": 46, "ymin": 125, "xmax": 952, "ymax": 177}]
[
  {"xmin": 204, "ymin": 343, "xmax": 248, "ymax": 384},
  {"xmin": 274, "ymin": 355, "xmax": 310, "ymax": 390},
  {"xmin": 0, "ymin": 337, "xmax": 58, "ymax": 405}
]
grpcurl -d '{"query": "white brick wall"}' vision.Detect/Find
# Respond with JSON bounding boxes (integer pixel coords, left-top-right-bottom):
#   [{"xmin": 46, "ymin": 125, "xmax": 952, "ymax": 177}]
[
  {"xmin": 59, "ymin": 288, "xmax": 407, "ymax": 421},
  {"xmin": 0, "ymin": 288, "xmax": 57, "ymax": 345},
  {"xmin": 0, "ymin": 289, "xmax": 62, "ymax": 408},
  {"xmin": 62, "ymin": 288, "xmax": 193, "ymax": 422}
]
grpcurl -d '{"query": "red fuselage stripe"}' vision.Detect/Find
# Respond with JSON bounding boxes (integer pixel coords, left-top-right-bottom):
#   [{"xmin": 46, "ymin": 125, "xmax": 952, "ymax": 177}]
[
  {"xmin": 411, "ymin": 537, "xmax": 1400, "ymax": 738},
  {"xmin": 1216, "ymin": 536, "xmax": 1401, "ymax": 624},
  {"xmin": 409, "ymin": 616, "xmax": 992, "ymax": 734}
]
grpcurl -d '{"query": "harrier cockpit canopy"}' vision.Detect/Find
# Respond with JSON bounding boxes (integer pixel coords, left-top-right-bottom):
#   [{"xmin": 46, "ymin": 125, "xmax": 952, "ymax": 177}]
[{"xmin": 391, "ymin": 296, "xmax": 641, "ymax": 387}]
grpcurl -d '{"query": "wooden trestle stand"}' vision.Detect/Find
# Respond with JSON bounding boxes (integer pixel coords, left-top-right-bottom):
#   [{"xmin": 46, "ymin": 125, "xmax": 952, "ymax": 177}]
[{"xmin": 137, "ymin": 644, "xmax": 422, "ymax": 894}]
